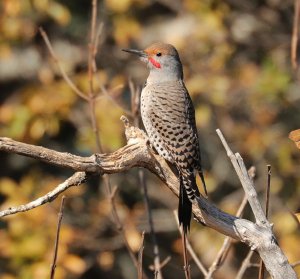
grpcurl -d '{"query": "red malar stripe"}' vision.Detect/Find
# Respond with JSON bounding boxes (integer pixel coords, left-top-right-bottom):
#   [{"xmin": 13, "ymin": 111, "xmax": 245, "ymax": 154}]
[{"xmin": 149, "ymin": 57, "xmax": 161, "ymax": 68}]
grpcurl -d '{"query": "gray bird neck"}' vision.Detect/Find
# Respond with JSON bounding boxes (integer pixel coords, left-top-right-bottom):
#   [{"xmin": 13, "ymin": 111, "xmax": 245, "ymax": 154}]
[{"xmin": 146, "ymin": 67, "xmax": 184, "ymax": 84}]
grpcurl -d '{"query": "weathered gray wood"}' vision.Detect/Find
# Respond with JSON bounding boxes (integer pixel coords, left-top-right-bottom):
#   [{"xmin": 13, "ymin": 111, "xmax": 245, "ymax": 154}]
[{"xmin": 0, "ymin": 119, "xmax": 297, "ymax": 279}]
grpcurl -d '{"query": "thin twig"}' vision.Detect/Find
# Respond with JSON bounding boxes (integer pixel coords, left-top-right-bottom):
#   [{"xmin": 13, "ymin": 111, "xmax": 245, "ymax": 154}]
[
  {"xmin": 287, "ymin": 208, "xmax": 300, "ymax": 230},
  {"xmin": 39, "ymin": 27, "xmax": 88, "ymax": 101},
  {"xmin": 216, "ymin": 129, "xmax": 268, "ymax": 227},
  {"xmin": 96, "ymin": 84, "xmax": 132, "ymax": 116},
  {"xmin": 173, "ymin": 211, "xmax": 208, "ymax": 276},
  {"xmin": 50, "ymin": 196, "xmax": 66, "ymax": 279},
  {"xmin": 109, "ymin": 181, "xmax": 142, "ymax": 270},
  {"xmin": 85, "ymin": 1, "xmax": 142, "ymax": 274},
  {"xmin": 0, "ymin": 128, "xmax": 297, "ymax": 278},
  {"xmin": 182, "ymin": 231, "xmax": 191, "ymax": 279},
  {"xmin": 291, "ymin": 0, "xmax": 300, "ymax": 70},
  {"xmin": 130, "ymin": 80, "xmax": 140, "ymax": 122},
  {"xmin": 94, "ymin": 22, "xmax": 104, "ymax": 57},
  {"xmin": 205, "ymin": 194, "xmax": 248, "ymax": 279},
  {"xmin": 87, "ymin": 0, "xmax": 103, "ymax": 153},
  {"xmin": 292, "ymin": 260, "xmax": 300, "ymax": 267},
  {"xmin": 149, "ymin": 257, "xmax": 171, "ymax": 272},
  {"xmin": 139, "ymin": 169, "xmax": 163, "ymax": 279},
  {"xmin": 138, "ymin": 232, "xmax": 145, "ymax": 279},
  {"xmin": 235, "ymin": 250, "xmax": 255, "ymax": 279},
  {"xmin": 265, "ymin": 165, "xmax": 271, "ymax": 219},
  {"xmin": 91, "ymin": 22, "xmax": 130, "ymax": 116},
  {"xmin": 88, "ymin": 0, "xmax": 97, "ymax": 98},
  {"xmin": 41, "ymin": 0, "xmax": 142, "ymax": 274},
  {"xmin": 184, "ymin": 236, "xmax": 207, "ymax": 276},
  {"xmin": 0, "ymin": 172, "xmax": 86, "ymax": 217},
  {"xmin": 258, "ymin": 165, "xmax": 272, "ymax": 279}
]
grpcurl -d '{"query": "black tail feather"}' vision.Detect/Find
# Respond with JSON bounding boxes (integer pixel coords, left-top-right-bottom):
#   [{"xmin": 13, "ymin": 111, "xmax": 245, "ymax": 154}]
[{"xmin": 178, "ymin": 177, "xmax": 192, "ymax": 233}]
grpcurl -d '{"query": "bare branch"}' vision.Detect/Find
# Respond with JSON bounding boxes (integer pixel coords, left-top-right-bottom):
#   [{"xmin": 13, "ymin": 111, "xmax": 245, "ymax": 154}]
[
  {"xmin": 0, "ymin": 123, "xmax": 297, "ymax": 279},
  {"xmin": 50, "ymin": 196, "xmax": 66, "ymax": 279},
  {"xmin": 205, "ymin": 194, "xmax": 248, "ymax": 279},
  {"xmin": 39, "ymin": 27, "xmax": 88, "ymax": 101},
  {"xmin": 182, "ymin": 232, "xmax": 191, "ymax": 279},
  {"xmin": 96, "ymin": 84, "xmax": 131, "ymax": 116},
  {"xmin": 0, "ymin": 172, "xmax": 86, "ymax": 217},
  {"xmin": 174, "ymin": 211, "xmax": 208, "ymax": 277},
  {"xmin": 259, "ymin": 165, "xmax": 272, "ymax": 279},
  {"xmin": 139, "ymin": 169, "xmax": 163, "ymax": 279},
  {"xmin": 235, "ymin": 250, "xmax": 255, "ymax": 279},
  {"xmin": 292, "ymin": 261, "xmax": 300, "ymax": 267},
  {"xmin": 149, "ymin": 257, "xmax": 171, "ymax": 272},
  {"xmin": 291, "ymin": 0, "xmax": 300, "ymax": 70},
  {"xmin": 205, "ymin": 169, "xmax": 254, "ymax": 279},
  {"xmin": 84, "ymin": 5, "xmax": 139, "ymax": 272},
  {"xmin": 216, "ymin": 129, "xmax": 268, "ymax": 227},
  {"xmin": 138, "ymin": 232, "xmax": 145, "ymax": 279},
  {"xmin": 265, "ymin": 165, "xmax": 271, "ymax": 219},
  {"xmin": 185, "ymin": 236, "xmax": 207, "ymax": 277},
  {"xmin": 88, "ymin": 0, "xmax": 97, "ymax": 99}
]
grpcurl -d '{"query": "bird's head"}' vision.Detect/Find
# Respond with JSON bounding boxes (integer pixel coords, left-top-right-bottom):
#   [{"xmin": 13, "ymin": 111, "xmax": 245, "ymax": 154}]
[{"xmin": 123, "ymin": 42, "xmax": 183, "ymax": 82}]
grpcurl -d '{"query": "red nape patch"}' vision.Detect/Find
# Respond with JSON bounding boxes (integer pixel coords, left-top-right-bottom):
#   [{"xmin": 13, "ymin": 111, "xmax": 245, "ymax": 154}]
[{"xmin": 149, "ymin": 57, "xmax": 161, "ymax": 68}]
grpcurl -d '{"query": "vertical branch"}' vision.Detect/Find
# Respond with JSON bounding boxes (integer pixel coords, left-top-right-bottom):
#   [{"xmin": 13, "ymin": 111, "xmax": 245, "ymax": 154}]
[
  {"xmin": 182, "ymin": 232, "xmax": 191, "ymax": 279},
  {"xmin": 108, "ymin": 185, "xmax": 140, "ymax": 268},
  {"xmin": 205, "ymin": 194, "xmax": 248, "ymax": 279},
  {"xmin": 206, "ymin": 168, "xmax": 254, "ymax": 279},
  {"xmin": 50, "ymin": 196, "xmax": 66, "ymax": 279},
  {"xmin": 291, "ymin": 0, "xmax": 300, "ymax": 70},
  {"xmin": 39, "ymin": 28, "xmax": 88, "ymax": 101},
  {"xmin": 86, "ymin": 1, "xmax": 143, "ymax": 274},
  {"xmin": 258, "ymin": 165, "xmax": 272, "ymax": 279},
  {"xmin": 40, "ymin": 9, "xmax": 155, "ymax": 276},
  {"xmin": 87, "ymin": 0, "xmax": 102, "ymax": 151},
  {"xmin": 130, "ymin": 81, "xmax": 163, "ymax": 279},
  {"xmin": 40, "ymin": 22, "xmax": 134, "ymax": 272},
  {"xmin": 185, "ymin": 237, "xmax": 207, "ymax": 276},
  {"xmin": 173, "ymin": 211, "xmax": 207, "ymax": 277},
  {"xmin": 216, "ymin": 129, "xmax": 268, "ymax": 227},
  {"xmin": 139, "ymin": 169, "xmax": 163, "ymax": 279},
  {"xmin": 265, "ymin": 165, "xmax": 271, "ymax": 219},
  {"xmin": 235, "ymin": 250, "xmax": 255, "ymax": 279},
  {"xmin": 138, "ymin": 232, "xmax": 145, "ymax": 279}
]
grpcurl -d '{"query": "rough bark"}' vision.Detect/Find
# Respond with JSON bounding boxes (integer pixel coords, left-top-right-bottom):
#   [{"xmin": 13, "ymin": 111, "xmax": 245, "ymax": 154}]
[{"xmin": 0, "ymin": 117, "xmax": 297, "ymax": 279}]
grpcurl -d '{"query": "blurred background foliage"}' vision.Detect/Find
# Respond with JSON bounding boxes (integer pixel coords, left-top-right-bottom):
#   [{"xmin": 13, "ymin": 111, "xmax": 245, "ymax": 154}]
[{"xmin": 0, "ymin": 0, "xmax": 299, "ymax": 278}]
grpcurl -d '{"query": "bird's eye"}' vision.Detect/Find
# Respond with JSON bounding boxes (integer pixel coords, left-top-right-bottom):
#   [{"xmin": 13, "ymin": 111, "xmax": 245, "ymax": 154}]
[{"xmin": 156, "ymin": 53, "xmax": 162, "ymax": 57}]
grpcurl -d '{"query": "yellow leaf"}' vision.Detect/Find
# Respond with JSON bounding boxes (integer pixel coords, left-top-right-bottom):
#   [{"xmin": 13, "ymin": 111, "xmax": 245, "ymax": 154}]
[
  {"xmin": 106, "ymin": 0, "xmax": 132, "ymax": 13},
  {"xmin": 63, "ymin": 254, "xmax": 86, "ymax": 274},
  {"xmin": 125, "ymin": 227, "xmax": 141, "ymax": 252},
  {"xmin": 97, "ymin": 251, "xmax": 114, "ymax": 270},
  {"xmin": 48, "ymin": 2, "xmax": 71, "ymax": 26},
  {"xmin": 289, "ymin": 129, "xmax": 300, "ymax": 150},
  {"xmin": 0, "ymin": 178, "xmax": 18, "ymax": 196}
]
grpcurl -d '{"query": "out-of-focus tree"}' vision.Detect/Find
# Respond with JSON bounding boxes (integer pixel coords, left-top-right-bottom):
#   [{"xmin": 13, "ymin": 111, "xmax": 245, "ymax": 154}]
[{"xmin": 0, "ymin": 0, "xmax": 299, "ymax": 278}]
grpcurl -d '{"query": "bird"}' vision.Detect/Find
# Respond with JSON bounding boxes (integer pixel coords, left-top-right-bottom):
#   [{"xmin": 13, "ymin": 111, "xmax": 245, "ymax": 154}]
[{"xmin": 123, "ymin": 42, "xmax": 207, "ymax": 233}]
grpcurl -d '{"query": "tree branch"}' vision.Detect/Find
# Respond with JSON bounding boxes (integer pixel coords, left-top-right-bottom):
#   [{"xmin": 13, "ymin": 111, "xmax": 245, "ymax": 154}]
[
  {"xmin": 0, "ymin": 172, "xmax": 87, "ymax": 217},
  {"xmin": 0, "ymin": 119, "xmax": 297, "ymax": 279}
]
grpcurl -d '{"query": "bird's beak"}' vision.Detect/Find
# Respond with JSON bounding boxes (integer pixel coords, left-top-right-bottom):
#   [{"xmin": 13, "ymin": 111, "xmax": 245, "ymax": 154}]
[{"xmin": 122, "ymin": 48, "xmax": 147, "ymax": 58}]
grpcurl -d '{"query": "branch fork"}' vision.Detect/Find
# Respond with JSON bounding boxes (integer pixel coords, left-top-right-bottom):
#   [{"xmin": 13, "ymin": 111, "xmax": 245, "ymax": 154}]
[
  {"xmin": 0, "ymin": 120, "xmax": 297, "ymax": 279},
  {"xmin": 121, "ymin": 115, "xmax": 149, "ymax": 145}
]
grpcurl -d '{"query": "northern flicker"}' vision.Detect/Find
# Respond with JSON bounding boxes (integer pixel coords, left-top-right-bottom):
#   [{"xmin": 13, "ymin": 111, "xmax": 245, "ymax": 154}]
[{"xmin": 123, "ymin": 42, "xmax": 207, "ymax": 232}]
